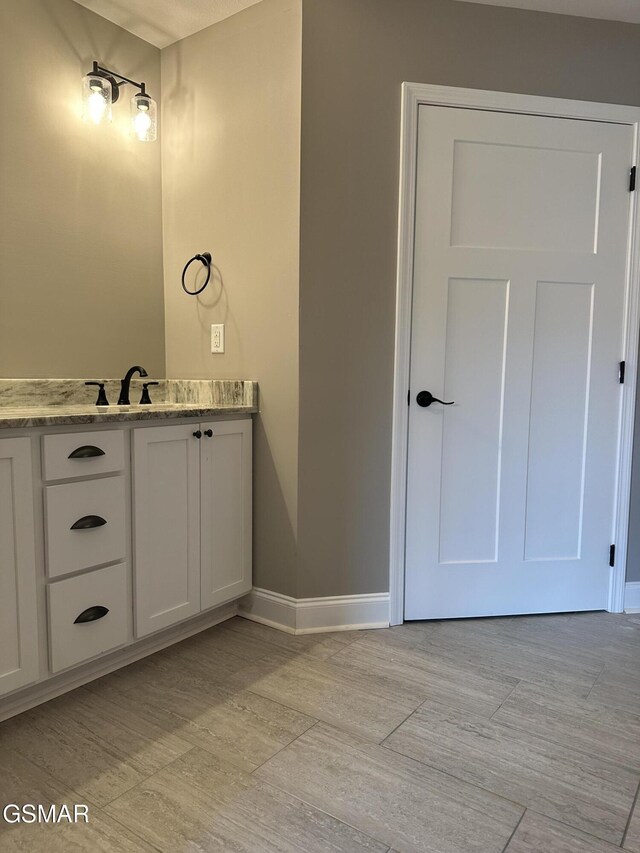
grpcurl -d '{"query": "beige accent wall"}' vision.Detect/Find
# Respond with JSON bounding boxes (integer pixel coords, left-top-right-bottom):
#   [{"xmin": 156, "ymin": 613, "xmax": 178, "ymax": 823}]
[
  {"xmin": 161, "ymin": 0, "xmax": 302, "ymax": 595},
  {"xmin": 297, "ymin": 0, "xmax": 640, "ymax": 597},
  {"xmin": 0, "ymin": 0, "xmax": 165, "ymax": 379}
]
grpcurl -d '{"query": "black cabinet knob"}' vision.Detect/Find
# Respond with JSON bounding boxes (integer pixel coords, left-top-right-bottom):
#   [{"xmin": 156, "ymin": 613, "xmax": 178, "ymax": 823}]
[
  {"xmin": 193, "ymin": 430, "xmax": 202, "ymax": 439},
  {"xmin": 204, "ymin": 429, "xmax": 213, "ymax": 438}
]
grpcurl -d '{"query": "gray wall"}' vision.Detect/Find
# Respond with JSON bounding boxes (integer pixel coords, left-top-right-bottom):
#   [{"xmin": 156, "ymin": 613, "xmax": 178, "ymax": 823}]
[
  {"xmin": 0, "ymin": 0, "xmax": 165, "ymax": 379},
  {"xmin": 161, "ymin": 0, "xmax": 302, "ymax": 596},
  {"xmin": 297, "ymin": 0, "xmax": 640, "ymax": 596}
]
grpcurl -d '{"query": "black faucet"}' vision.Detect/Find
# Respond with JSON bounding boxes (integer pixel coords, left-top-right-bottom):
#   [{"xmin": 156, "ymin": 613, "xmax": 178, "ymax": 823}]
[{"xmin": 117, "ymin": 365, "xmax": 148, "ymax": 405}]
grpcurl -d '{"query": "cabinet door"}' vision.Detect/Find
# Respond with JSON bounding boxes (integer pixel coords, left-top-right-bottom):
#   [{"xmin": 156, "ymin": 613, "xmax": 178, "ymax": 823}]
[
  {"xmin": 133, "ymin": 425, "xmax": 201, "ymax": 637},
  {"xmin": 200, "ymin": 419, "xmax": 252, "ymax": 610},
  {"xmin": 0, "ymin": 438, "xmax": 39, "ymax": 696}
]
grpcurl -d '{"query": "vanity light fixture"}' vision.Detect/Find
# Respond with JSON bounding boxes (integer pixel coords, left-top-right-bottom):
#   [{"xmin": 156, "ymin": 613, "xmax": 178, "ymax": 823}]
[{"xmin": 82, "ymin": 61, "xmax": 157, "ymax": 142}]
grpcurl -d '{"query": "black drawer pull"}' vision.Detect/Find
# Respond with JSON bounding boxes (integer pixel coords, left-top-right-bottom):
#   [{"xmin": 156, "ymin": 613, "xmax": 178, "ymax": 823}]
[
  {"xmin": 74, "ymin": 605, "xmax": 109, "ymax": 624},
  {"xmin": 70, "ymin": 515, "xmax": 107, "ymax": 530},
  {"xmin": 68, "ymin": 445, "xmax": 106, "ymax": 459}
]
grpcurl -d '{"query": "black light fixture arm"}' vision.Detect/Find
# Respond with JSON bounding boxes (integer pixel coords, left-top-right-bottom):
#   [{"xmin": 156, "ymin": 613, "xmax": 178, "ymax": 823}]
[{"xmin": 90, "ymin": 61, "xmax": 148, "ymax": 102}]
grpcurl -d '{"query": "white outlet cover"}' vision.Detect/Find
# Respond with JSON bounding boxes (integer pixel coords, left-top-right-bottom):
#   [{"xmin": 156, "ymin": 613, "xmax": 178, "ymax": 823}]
[{"xmin": 211, "ymin": 324, "xmax": 225, "ymax": 354}]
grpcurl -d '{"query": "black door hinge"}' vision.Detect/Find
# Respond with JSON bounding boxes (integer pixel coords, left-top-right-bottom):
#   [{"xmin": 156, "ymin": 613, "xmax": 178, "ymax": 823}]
[
  {"xmin": 631, "ymin": 166, "xmax": 636, "ymax": 192},
  {"xmin": 610, "ymin": 544, "xmax": 616, "ymax": 567},
  {"xmin": 620, "ymin": 361, "xmax": 626, "ymax": 384},
  {"xmin": 407, "ymin": 389, "xmax": 411, "ymax": 406}
]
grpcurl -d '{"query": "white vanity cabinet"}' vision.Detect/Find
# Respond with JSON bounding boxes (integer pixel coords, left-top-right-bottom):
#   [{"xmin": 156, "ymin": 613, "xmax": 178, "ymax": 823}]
[
  {"xmin": 0, "ymin": 410, "xmax": 253, "ymax": 716},
  {"xmin": 133, "ymin": 418, "xmax": 252, "ymax": 637},
  {"xmin": 0, "ymin": 438, "xmax": 39, "ymax": 696}
]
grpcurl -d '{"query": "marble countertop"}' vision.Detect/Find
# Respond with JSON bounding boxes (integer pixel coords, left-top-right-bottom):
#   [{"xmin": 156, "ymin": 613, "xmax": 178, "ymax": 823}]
[
  {"xmin": 0, "ymin": 401, "xmax": 257, "ymax": 430},
  {"xmin": 0, "ymin": 380, "xmax": 258, "ymax": 429}
]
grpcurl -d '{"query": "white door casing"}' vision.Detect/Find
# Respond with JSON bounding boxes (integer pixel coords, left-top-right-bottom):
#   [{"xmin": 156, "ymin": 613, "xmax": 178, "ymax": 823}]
[
  {"xmin": 391, "ymin": 85, "xmax": 640, "ymax": 624},
  {"xmin": 0, "ymin": 437, "xmax": 39, "ymax": 696}
]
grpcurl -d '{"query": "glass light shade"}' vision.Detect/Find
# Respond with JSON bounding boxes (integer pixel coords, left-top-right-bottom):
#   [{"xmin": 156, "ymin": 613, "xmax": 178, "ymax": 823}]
[
  {"xmin": 131, "ymin": 93, "xmax": 157, "ymax": 142},
  {"xmin": 82, "ymin": 74, "xmax": 112, "ymax": 124}
]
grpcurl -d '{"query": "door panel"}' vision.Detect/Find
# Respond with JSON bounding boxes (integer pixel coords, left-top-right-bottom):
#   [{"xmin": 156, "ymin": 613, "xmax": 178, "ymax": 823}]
[
  {"xmin": 439, "ymin": 278, "xmax": 508, "ymax": 564},
  {"xmin": 524, "ymin": 281, "xmax": 593, "ymax": 562},
  {"xmin": 200, "ymin": 419, "xmax": 252, "ymax": 610},
  {"xmin": 133, "ymin": 425, "xmax": 200, "ymax": 636},
  {"xmin": 450, "ymin": 140, "xmax": 601, "ymax": 252},
  {"xmin": 405, "ymin": 105, "xmax": 633, "ymax": 620},
  {"xmin": 0, "ymin": 438, "xmax": 39, "ymax": 696}
]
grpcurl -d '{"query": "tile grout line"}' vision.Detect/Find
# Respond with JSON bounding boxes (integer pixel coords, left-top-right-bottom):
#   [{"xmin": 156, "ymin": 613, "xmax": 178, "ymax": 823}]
[
  {"xmin": 377, "ymin": 737, "xmax": 527, "ymax": 811},
  {"xmin": 96, "ymin": 806, "xmax": 165, "ymax": 853},
  {"xmin": 585, "ymin": 661, "xmax": 607, "ymax": 703},
  {"xmin": 100, "ymin": 745, "xmax": 200, "ymax": 809},
  {"xmin": 322, "ymin": 632, "xmax": 369, "ymax": 660},
  {"xmin": 393, "ymin": 641, "xmax": 602, "ymax": 701},
  {"xmin": 98, "ymin": 746, "xmax": 208, "ymax": 851},
  {"xmin": 252, "ymin": 772, "xmax": 396, "ymax": 852},
  {"xmin": 316, "ymin": 633, "xmax": 522, "ymax": 726},
  {"xmin": 379, "ymin": 732, "xmax": 632, "ymax": 847},
  {"xmin": 85, "ymin": 635, "xmax": 415, "ymax": 779},
  {"xmin": 257, "ymin": 735, "xmax": 529, "ymax": 851},
  {"xmin": 489, "ymin": 679, "xmax": 522, "ymax": 721},
  {"xmin": 500, "ymin": 808, "xmax": 526, "ymax": 853},
  {"xmin": 239, "ymin": 718, "xmax": 394, "ymax": 853},
  {"xmin": 103, "ymin": 720, "xmax": 392, "ymax": 853},
  {"xmin": 85, "ymin": 674, "xmax": 325, "ymax": 781},
  {"xmin": 0, "ymin": 746, "xmax": 98, "ymax": 810},
  {"xmin": 233, "ymin": 646, "xmax": 430, "ymax": 741},
  {"xmin": 622, "ymin": 777, "xmax": 640, "ymax": 849},
  {"xmin": 483, "ymin": 685, "xmax": 640, "ymax": 780},
  {"xmin": 519, "ymin": 809, "xmax": 632, "ymax": 850},
  {"xmin": 380, "ymin": 724, "xmax": 640, "ymax": 853},
  {"xmin": 248, "ymin": 718, "xmax": 321, "ymax": 774},
  {"xmin": 0, "ymin": 743, "xmax": 168, "ymax": 851},
  {"xmin": 379, "ymin": 705, "xmax": 427, "ymax": 747}
]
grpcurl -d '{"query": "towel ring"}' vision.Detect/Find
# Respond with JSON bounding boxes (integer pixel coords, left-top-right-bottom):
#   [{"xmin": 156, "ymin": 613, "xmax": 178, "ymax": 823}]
[{"xmin": 182, "ymin": 252, "xmax": 212, "ymax": 296}]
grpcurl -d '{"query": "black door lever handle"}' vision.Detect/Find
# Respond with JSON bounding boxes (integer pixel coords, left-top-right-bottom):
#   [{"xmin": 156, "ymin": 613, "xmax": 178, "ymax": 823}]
[{"xmin": 416, "ymin": 391, "xmax": 455, "ymax": 408}]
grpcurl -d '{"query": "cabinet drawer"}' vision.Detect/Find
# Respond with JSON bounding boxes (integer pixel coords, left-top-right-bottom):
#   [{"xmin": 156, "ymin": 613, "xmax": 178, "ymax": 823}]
[
  {"xmin": 45, "ymin": 477, "xmax": 126, "ymax": 578},
  {"xmin": 42, "ymin": 430, "xmax": 126, "ymax": 482},
  {"xmin": 48, "ymin": 563, "xmax": 128, "ymax": 673}
]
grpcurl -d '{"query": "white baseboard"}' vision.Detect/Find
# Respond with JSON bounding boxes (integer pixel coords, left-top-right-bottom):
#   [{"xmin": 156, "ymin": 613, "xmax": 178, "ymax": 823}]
[
  {"xmin": 625, "ymin": 581, "xmax": 640, "ymax": 612},
  {"xmin": 238, "ymin": 588, "xmax": 298, "ymax": 632},
  {"xmin": 238, "ymin": 588, "xmax": 390, "ymax": 634}
]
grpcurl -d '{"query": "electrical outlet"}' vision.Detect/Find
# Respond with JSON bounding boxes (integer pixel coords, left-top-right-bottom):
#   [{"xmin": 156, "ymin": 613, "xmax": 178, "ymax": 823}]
[{"xmin": 211, "ymin": 324, "xmax": 225, "ymax": 354}]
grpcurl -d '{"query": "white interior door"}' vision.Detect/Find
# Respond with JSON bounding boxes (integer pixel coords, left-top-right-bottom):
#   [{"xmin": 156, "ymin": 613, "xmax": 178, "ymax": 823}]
[{"xmin": 405, "ymin": 105, "xmax": 634, "ymax": 620}]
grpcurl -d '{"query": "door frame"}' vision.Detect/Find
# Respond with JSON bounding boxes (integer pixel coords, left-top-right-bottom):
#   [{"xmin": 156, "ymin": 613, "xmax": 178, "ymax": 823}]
[{"xmin": 390, "ymin": 83, "xmax": 640, "ymax": 626}]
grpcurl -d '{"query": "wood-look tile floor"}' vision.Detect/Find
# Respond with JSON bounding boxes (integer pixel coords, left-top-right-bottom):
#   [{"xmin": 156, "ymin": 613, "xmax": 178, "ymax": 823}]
[{"xmin": 2, "ymin": 612, "xmax": 640, "ymax": 851}]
